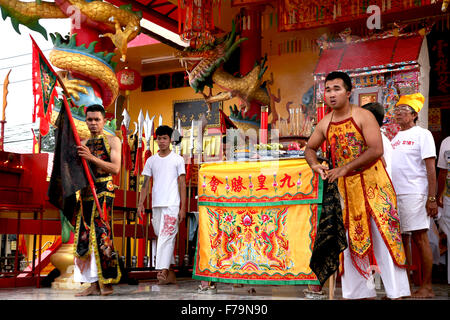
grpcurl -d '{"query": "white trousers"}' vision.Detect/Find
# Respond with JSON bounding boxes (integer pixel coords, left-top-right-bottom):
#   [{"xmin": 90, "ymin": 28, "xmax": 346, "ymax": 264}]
[
  {"xmin": 341, "ymin": 217, "xmax": 411, "ymax": 299},
  {"xmin": 73, "ymin": 249, "xmax": 98, "ymax": 283},
  {"xmin": 152, "ymin": 206, "xmax": 179, "ymax": 270}
]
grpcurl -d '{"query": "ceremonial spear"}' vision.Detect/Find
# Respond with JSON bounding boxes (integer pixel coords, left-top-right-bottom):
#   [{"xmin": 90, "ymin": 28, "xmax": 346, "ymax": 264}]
[
  {"xmin": 132, "ymin": 109, "xmax": 144, "ymax": 268},
  {"xmin": 147, "ymin": 114, "xmax": 162, "ymax": 267},
  {"xmin": 184, "ymin": 119, "xmax": 195, "ymax": 267},
  {"xmin": 173, "ymin": 114, "xmax": 183, "ymax": 265},
  {"xmin": 142, "ymin": 111, "xmax": 154, "ymax": 267},
  {"xmin": 120, "ymin": 108, "xmax": 131, "ymax": 264},
  {"xmin": 1, "ymin": 69, "xmax": 11, "ymax": 151}
]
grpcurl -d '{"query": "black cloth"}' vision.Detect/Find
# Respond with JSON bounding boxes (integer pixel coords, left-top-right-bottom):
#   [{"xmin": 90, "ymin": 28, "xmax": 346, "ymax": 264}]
[
  {"xmin": 48, "ymin": 99, "xmax": 90, "ymax": 223},
  {"xmin": 309, "ymin": 178, "xmax": 347, "ymax": 286}
]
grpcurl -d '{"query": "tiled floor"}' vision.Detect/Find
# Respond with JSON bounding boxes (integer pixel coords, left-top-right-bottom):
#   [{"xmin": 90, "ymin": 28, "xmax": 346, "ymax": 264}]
[{"xmin": 0, "ymin": 278, "xmax": 448, "ymax": 300}]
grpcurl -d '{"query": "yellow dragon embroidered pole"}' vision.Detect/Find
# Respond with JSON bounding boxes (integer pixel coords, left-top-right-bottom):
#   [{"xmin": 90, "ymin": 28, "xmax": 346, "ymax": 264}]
[{"xmin": 0, "ymin": 69, "xmax": 11, "ymax": 151}]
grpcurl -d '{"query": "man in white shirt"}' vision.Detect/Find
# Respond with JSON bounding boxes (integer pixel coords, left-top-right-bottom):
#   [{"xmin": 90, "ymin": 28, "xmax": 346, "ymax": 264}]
[
  {"xmin": 137, "ymin": 125, "xmax": 186, "ymax": 284},
  {"xmin": 391, "ymin": 93, "xmax": 438, "ymax": 298},
  {"xmin": 437, "ymin": 135, "xmax": 450, "ymax": 284}
]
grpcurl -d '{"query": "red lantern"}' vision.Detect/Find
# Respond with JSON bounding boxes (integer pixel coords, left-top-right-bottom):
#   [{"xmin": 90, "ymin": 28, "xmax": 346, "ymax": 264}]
[{"xmin": 116, "ymin": 68, "xmax": 142, "ymax": 91}]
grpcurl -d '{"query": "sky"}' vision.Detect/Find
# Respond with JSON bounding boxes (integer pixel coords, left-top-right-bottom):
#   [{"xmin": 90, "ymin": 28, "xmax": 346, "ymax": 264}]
[{"xmin": 0, "ymin": 17, "xmax": 70, "ymax": 153}]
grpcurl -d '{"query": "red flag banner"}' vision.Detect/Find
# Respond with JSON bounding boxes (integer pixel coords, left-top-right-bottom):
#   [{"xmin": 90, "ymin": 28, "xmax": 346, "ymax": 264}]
[
  {"xmin": 219, "ymin": 109, "xmax": 237, "ymax": 135},
  {"xmin": 31, "ymin": 129, "xmax": 40, "ymax": 154},
  {"xmin": 121, "ymin": 124, "xmax": 132, "ymax": 171},
  {"xmin": 18, "ymin": 234, "xmax": 27, "ymax": 257},
  {"xmin": 31, "ymin": 36, "xmax": 58, "ymax": 136}
]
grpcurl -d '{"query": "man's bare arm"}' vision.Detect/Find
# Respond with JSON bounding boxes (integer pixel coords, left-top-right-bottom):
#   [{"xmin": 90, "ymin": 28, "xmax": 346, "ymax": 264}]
[
  {"xmin": 425, "ymin": 157, "xmax": 438, "ymax": 217},
  {"xmin": 437, "ymin": 168, "xmax": 447, "ymax": 208},
  {"xmin": 178, "ymin": 174, "xmax": 187, "ymax": 224},
  {"xmin": 138, "ymin": 175, "xmax": 151, "ymax": 219},
  {"xmin": 305, "ymin": 117, "xmax": 329, "ymax": 180},
  {"xmin": 77, "ymin": 136, "xmax": 122, "ymax": 175}
]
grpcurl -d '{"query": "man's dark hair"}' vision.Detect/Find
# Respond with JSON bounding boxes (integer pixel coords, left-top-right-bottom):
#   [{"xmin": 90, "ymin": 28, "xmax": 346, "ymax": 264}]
[
  {"xmin": 155, "ymin": 125, "xmax": 173, "ymax": 138},
  {"xmin": 85, "ymin": 104, "xmax": 105, "ymax": 118},
  {"xmin": 325, "ymin": 71, "xmax": 353, "ymax": 92},
  {"xmin": 362, "ymin": 102, "xmax": 385, "ymax": 127}
]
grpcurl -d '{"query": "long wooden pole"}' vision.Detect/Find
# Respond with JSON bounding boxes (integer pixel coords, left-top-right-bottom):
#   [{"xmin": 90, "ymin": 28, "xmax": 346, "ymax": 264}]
[
  {"xmin": 121, "ymin": 151, "xmax": 127, "ymax": 258},
  {"xmin": 144, "ymin": 140, "xmax": 151, "ymax": 264},
  {"xmin": 184, "ymin": 176, "xmax": 192, "ymax": 266},
  {"xmin": 133, "ymin": 171, "xmax": 139, "ymax": 260}
]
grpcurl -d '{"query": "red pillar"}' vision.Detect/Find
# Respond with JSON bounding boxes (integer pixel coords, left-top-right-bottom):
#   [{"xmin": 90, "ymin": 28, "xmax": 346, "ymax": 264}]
[{"xmin": 239, "ymin": 6, "xmax": 263, "ymax": 121}]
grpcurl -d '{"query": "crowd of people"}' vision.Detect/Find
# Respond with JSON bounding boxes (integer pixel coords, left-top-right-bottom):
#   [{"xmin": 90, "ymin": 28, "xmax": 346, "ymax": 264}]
[{"xmin": 69, "ymin": 71, "xmax": 449, "ymax": 299}]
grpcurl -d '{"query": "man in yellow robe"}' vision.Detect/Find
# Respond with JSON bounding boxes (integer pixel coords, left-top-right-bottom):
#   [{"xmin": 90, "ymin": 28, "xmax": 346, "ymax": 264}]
[{"xmin": 305, "ymin": 71, "xmax": 410, "ymax": 299}]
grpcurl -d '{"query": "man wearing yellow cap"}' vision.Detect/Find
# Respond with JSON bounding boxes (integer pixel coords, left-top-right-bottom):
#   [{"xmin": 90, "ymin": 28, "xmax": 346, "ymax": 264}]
[{"xmin": 391, "ymin": 92, "xmax": 438, "ymax": 298}]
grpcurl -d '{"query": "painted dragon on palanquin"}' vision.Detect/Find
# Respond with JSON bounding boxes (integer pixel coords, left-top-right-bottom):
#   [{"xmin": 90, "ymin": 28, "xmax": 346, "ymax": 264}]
[{"xmin": 176, "ymin": 21, "xmax": 270, "ymax": 117}]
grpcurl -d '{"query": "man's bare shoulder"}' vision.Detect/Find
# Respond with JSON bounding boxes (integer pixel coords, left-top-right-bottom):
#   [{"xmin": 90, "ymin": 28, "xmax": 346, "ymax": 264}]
[
  {"xmin": 352, "ymin": 106, "xmax": 371, "ymax": 116},
  {"xmin": 352, "ymin": 106, "xmax": 377, "ymax": 125},
  {"xmin": 106, "ymin": 135, "xmax": 121, "ymax": 145},
  {"xmin": 316, "ymin": 112, "xmax": 333, "ymax": 131}
]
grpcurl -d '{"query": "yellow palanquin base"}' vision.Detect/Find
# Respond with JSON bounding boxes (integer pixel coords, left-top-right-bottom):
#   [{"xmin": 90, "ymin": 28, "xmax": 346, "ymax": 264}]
[{"xmin": 193, "ymin": 159, "xmax": 322, "ymax": 285}]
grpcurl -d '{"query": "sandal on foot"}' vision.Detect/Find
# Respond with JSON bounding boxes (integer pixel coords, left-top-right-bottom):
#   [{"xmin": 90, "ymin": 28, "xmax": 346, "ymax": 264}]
[
  {"xmin": 303, "ymin": 288, "xmax": 326, "ymax": 300},
  {"xmin": 157, "ymin": 271, "xmax": 176, "ymax": 285},
  {"xmin": 100, "ymin": 284, "xmax": 114, "ymax": 296},
  {"xmin": 75, "ymin": 284, "xmax": 101, "ymax": 297}
]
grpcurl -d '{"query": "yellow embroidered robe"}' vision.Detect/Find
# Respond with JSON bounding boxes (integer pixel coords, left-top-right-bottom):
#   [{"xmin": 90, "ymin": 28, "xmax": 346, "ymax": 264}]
[{"xmin": 326, "ymin": 117, "xmax": 406, "ymax": 278}]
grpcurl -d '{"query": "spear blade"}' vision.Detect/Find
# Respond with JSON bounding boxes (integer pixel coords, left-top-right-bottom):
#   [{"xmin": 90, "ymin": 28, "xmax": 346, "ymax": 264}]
[{"xmin": 2, "ymin": 69, "xmax": 11, "ymax": 121}]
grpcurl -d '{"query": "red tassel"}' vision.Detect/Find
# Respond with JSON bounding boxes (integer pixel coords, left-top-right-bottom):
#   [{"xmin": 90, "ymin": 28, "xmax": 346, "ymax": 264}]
[
  {"xmin": 185, "ymin": 163, "xmax": 192, "ymax": 183},
  {"xmin": 121, "ymin": 125, "xmax": 132, "ymax": 171},
  {"xmin": 102, "ymin": 200, "xmax": 108, "ymax": 224},
  {"xmin": 133, "ymin": 141, "xmax": 144, "ymax": 176},
  {"xmin": 133, "ymin": 147, "xmax": 141, "ymax": 176},
  {"xmin": 144, "ymin": 149, "xmax": 152, "ymax": 163}
]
